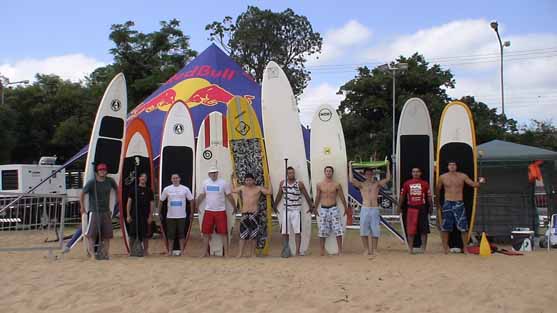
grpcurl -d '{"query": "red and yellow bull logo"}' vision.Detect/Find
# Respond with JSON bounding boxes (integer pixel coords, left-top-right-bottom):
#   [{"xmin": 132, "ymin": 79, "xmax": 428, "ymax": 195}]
[{"xmin": 130, "ymin": 68, "xmax": 254, "ymax": 117}]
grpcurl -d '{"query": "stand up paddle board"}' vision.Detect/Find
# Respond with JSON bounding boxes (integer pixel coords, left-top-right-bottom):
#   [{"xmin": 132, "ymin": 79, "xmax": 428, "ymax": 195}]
[
  {"xmin": 159, "ymin": 101, "xmax": 195, "ymax": 254},
  {"xmin": 436, "ymin": 101, "xmax": 478, "ymax": 250},
  {"xmin": 119, "ymin": 118, "xmax": 156, "ymax": 254},
  {"xmin": 82, "ymin": 73, "xmax": 127, "ymax": 253},
  {"xmin": 196, "ymin": 112, "xmax": 234, "ymax": 256},
  {"xmin": 396, "ymin": 98, "xmax": 434, "ymax": 250},
  {"xmin": 310, "ymin": 104, "xmax": 348, "ymax": 255},
  {"xmin": 262, "ymin": 61, "xmax": 312, "ymax": 255},
  {"xmin": 227, "ymin": 96, "xmax": 273, "ymax": 256}
]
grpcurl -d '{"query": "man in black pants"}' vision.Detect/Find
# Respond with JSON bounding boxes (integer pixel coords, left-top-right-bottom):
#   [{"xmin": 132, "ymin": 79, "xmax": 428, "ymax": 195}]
[{"xmin": 126, "ymin": 173, "xmax": 154, "ymax": 256}]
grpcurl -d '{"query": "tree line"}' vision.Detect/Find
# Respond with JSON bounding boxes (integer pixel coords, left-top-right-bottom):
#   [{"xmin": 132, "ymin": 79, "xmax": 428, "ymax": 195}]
[{"xmin": 0, "ymin": 6, "xmax": 554, "ymax": 165}]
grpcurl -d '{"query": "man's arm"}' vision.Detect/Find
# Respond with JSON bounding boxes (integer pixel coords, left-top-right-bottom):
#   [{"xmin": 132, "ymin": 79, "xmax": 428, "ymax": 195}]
[
  {"xmin": 348, "ymin": 162, "xmax": 362, "ymax": 188},
  {"xmin": 148, "ymin": 200, "xmax": 154, "ymax": 223},
  {"xmin": 398, "ymin": 188, "xmax": 406, "ymax": 215},
  {"xmin": 273, "ymin": 181, "xmax": 285, "ymax": 209},
  {"xmin": 261, "ymin": 183, "xmax": 273, "ymax": 196},
  {"xmin": 298, "ymin": 182, "xmax": 314, "ymax": 213},
  {"xmin": 463, "ymin": 174, "xmax": 481, "ymax": 188},
  {"xmin": 126, "ymin": 196, "xmax": 133, "ymax": 222},
  {"xmin": 226, "ymin": 193, "xmax": 236, "ymax": 210},
  {"xmin": 338, "ymin": 184, "xmax": 350, "ymax": 215},
  {"xmin": 79, "ymin": 192, "xmax": 86, "ymax": 215},
  {"xmin": 313, "ymin": 183, "xmax": 321, "ymax": 212},
  {"xmin": 196, "ymin": 192, "xmax": 206, "ymax": 208},
  {"xmin": 378, "ymin": 163, "xmax": 391, "ymax": 187}
]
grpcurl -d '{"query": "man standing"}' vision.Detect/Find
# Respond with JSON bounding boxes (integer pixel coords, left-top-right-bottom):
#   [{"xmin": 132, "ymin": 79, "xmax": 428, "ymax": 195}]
[
  {"xmin": 436, "ymin": 161, "xmax": 484, "ymax": 254},
  {"xmin": 314, "ymin": 166, "xmax": 350, "ymax": 256},
  {"xmin": 349, "ymin": 162, "xmax": 390, "ymax": 257},
  {"xmin": 126, "ymin": 173, "xmax": 154, "ymax": 256},
  {"xmin": 80, "ymin": 163, "xmax": 118, "ymax": 260},
  {"xmin": 196, "ymin": 167, "xmax": 236, "ymax": 257},
  {"xmin": 159, "ymin": 173, "xmax": 195, "ymax": 256},
  {"xmin": 232, "ymin": 173, "xmax": 272, "ymax": 257},
  {"xmin": 273, "ymin": 166, "xmax": 314, "ymax": 256},
  {"xmin": 400, "ymin": 167, "xmax": 432, "ymax": 254}
]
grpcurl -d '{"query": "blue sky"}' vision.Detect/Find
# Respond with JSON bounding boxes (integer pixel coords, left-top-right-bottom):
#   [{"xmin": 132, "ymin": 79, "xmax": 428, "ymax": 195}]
[{"xmin": 1, "ymin": 0, "xmax": 556, "ymax": 124}]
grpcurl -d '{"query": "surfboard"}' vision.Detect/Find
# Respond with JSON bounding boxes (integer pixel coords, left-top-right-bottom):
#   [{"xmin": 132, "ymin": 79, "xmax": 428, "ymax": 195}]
[
  {"xmin": 436, "ymin": 101, "xmax": 478, "ymax": 250},
  {"xmin": 195, "ymin": 112, "xmax": 234, "ymax": 256},
  {"xmin": 262, "ymin": 61, "xmax": 312, "ymax": 255},
  {"xmin": 159, "ymin": 101, "xmax": 195, "ymax": 253},
  {"xmin": 119, "ymin": 118, "xmax": 156, "ymax": 254},
  {"xmin": 310, "ymin": 104, "xmax": 348, "ymax": 255},
  {"xmin": 226, "ymin": 96, "xmax": 273, "ymax": 256},
  {"xmin": 396, "ymin": 98, "xmax": 434, "ymax": 250},
  {"xmin": 82, "ymin": 73, "xmax": 127, "ymax": 253}
]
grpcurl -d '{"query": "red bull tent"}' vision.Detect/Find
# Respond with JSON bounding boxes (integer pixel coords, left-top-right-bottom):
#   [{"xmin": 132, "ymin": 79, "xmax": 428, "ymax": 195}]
[{"xmin": 131, "ymin": 43, "xmax": 260, "ymax": 158}]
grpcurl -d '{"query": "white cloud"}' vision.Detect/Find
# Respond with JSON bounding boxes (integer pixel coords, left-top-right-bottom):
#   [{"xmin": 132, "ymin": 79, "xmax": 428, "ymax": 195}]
[
  {"xmin": 298, "ymin": 82, "xmax": 345, "ymax": 126},
  {"xmin": 361, "ymin": 18, "xmax": 557, "ymax": 122},
  {"xmin": 0, "ymin": 54, "xmax": 106, "ymax": 83},
  {"xmin": 309, "ymin": 20, "xmax": 372, "ymax": 65}
]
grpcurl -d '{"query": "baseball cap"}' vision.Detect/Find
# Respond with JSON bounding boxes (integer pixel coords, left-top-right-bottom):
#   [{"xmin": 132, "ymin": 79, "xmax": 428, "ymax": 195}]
[
  {"xmin": 96, "ymin": 163, "xmax": 108, "ymax": 171},
  {"xmin": 208, "ymin": 167, "xmax": 219, "ymax": 173}
]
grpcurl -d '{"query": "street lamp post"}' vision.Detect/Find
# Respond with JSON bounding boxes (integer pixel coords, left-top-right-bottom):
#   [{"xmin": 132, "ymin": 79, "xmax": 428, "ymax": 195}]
[
  {"xmin": 490, "ymin": 20, "xmax": 511, "ymax": 116},
  {"xmin": 0, "ymin": 76, "xmax": 30, "ymax": 105},
  {"xmin": 379, "ymin": 62, "xmax": 408, "ymax": 210}
]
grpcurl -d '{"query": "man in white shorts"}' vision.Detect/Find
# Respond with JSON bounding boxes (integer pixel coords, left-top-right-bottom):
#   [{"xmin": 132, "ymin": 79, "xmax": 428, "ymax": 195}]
[{"xmin": 273, "ymin": 166, "xmax": 313, "ymax": 256}]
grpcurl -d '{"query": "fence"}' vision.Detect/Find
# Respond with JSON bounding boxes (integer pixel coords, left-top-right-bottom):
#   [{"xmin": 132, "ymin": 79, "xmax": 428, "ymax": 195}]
[{"xmin": 0, "ymin": 192, "xmax": 66, "ymax": 253}]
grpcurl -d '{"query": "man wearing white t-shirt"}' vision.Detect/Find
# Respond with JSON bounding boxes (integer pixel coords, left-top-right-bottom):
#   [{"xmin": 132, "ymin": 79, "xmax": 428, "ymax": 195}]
[
  {"xmin": 159, "ymin": 173, "xmax": 194, "ymax": 256},
  {"xmin": 196, "ymin": 167, "xmax": 236, "ymax": 257}
]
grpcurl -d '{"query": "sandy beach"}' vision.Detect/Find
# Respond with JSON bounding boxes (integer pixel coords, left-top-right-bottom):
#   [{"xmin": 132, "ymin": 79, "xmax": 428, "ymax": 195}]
[{"xmin": 1, "ymin": 222, "xmax": 555, "ymax": 313}]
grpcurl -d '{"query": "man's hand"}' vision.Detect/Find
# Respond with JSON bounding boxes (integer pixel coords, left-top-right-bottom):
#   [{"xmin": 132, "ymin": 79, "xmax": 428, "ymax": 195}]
[
  {"xmin": 147, "ymin": 216, "xmax": 153, "ymax": 224},
  {"xmin": 478, "ymin": 177, "xmax": 486, "ymax": 184},
  {"xmin": 126, "ymin": 216, "xmax": 132, "ymax": 224}
]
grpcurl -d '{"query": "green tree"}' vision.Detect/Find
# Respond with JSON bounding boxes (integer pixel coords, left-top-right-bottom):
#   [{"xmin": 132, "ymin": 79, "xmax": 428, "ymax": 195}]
[
  {"xmin": 338, "ymin": 54, "xmax": 455, "ymax": 160},
  {"xmin": 90, "ymin": 19, "xmax": 197, "ymax": 109},
  {"xmin": 516, "ymin": 120, "xmax": 557, "ymax": 151},
  {"xmin": 206, "ymin": 6, "xmax": 322, "ymax": 95}
]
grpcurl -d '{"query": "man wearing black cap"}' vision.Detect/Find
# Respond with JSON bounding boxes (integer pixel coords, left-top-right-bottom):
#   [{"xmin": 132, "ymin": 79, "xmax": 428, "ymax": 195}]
[{"xmin": 80, "ymin": 163, "xmax": 118, "ymax": 260}]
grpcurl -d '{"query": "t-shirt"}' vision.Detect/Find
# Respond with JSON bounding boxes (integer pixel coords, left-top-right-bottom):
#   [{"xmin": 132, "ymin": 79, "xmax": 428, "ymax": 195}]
[
  {"xmin": 401, "ymin": 179, "xmax": 430, "ymax": 207},
  {"xmin": 83, "ymin": 177, "xmax": 118, "ymax": 213},
  {"xmin": 202, "ymin": 178, "xmax": 231, "ymax": 212},
  {"xmin": 128, "ymin": 185, "xmax": 154, "ymax": 219},
  {"xmin": 160, "ymin": 184, "xmax": 194, "ymax": 219}
]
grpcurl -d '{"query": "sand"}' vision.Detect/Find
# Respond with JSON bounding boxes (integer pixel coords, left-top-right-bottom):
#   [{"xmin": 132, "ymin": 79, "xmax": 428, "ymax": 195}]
[{"xmin": 1, "ymin": 223, "xmax": 555, "ymax": 313}]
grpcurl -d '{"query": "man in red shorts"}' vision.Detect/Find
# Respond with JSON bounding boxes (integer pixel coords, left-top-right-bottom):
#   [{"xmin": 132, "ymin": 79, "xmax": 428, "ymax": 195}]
[
  {"xmin": 400, "ymin": 167, "xmax": 433, "ymax": 254},
  {"xmin": 196, "ymin": 167, "xmax": 236, "ymax": 257}
]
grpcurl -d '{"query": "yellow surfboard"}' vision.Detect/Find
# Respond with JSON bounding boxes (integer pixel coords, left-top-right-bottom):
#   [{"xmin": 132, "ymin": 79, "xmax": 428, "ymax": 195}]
[
  {"xmin": 227, "ymin": 96, "xmax": 273, "ymax": 255},
  {"xmin": 436, "ymin": 101, "xmax": 478, "ymax": 249}
]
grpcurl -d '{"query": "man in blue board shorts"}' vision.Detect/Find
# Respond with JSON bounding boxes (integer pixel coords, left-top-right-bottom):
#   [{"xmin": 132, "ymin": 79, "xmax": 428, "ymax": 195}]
[
  {"xmin": 436, "ymin": 161, "xmax": 485, "ymax": 254},
  {"xmin": 80, "ymin": 163, "xmax": 117, "ymax": 260}
]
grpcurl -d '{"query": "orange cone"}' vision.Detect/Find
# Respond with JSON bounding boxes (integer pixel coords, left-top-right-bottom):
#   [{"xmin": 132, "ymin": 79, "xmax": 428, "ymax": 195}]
[{"xmin": 479, "ymin": 232, "xmax": 492, "ymax": 256}]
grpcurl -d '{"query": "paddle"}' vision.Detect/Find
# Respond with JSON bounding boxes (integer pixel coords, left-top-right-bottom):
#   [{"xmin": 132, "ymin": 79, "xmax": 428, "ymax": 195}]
[{"xmin": 281, "ymin": 158, "xmax": 291, "ymax": 258}]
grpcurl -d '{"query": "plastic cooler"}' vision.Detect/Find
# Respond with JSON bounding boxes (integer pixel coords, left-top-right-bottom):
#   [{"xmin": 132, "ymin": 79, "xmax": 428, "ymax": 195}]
[{"xmin": 511, "ymin": 229, "xmax": 535, "ymax": 252}]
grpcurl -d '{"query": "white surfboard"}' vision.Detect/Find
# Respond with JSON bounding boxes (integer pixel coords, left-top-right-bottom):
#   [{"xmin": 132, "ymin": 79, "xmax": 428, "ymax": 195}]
[
  {"xmin": 82, "ymin": 73, "xmax": 127, "ymax": 253},
  {"xmin": 262, "ymin": 61, "xmax": 312, "ymax": 255},
  {"xmin": 310, "ymin": 104, "xmax": 348, "ymax": 255},
  {"xmin": 396, "ymin": 98, "xmax": 434, "ymax": 250},
  {"xmin": 159, "ymin": 101, "xmax": 196, "ymax": 253},
  {"xmin": 195, "ymin": 112, "xmax": 234, "ymax": 256}
]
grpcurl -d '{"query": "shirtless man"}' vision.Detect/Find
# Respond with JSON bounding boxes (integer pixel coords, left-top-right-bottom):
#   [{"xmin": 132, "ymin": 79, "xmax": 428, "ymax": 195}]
[
  {"xmin": 313, "ymin": 166, "xmax": 350, "ymax": 256},
  {"xmin": 436, "ymin": 161, "xmax": 485, "ymax": 254},
  {"xmin": 349, "ymin": 162, "xmax": 391, "ymax": 257},
  {"xmin": 232, "ymin": 173, "xmax": 272, "ymax": 257}
]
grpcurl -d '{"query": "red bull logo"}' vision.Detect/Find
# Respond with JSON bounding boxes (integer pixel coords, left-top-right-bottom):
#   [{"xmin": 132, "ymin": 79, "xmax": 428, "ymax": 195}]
[
  {"xmin": 130, "ymin": 76, "xmax": 255, "ymax": 117},
  {"xmin": 167, "ymin": 65, "xmax": 236, "ymax": 84}
]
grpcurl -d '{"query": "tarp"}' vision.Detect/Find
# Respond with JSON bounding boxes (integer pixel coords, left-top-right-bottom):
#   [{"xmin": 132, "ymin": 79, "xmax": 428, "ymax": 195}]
[
  {"xmin": 478, "ymin": 140, "xmax": 557, "ymax": 162},
  {"xmin": 129, "ymin": 44, "xmax": 261, "ymax": 158}
]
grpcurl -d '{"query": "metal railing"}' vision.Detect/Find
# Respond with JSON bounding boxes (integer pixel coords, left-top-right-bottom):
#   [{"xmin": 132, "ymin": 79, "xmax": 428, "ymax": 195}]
[{"xmin": 0, "ymin": 192, "xmax": 66, "ymax": 253}]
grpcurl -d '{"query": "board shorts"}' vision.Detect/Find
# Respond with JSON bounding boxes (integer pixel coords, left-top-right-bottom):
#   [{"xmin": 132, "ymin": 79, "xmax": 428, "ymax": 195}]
[
  {"xmin": 86, "ymin": 211, "xmax": 113, "ymax": 239},
  {"xmin": 202, "ymin": 210, "xmax": 228, "ymax": 235},
  {"xmin": 166, "ymin": 218, "xmax": 186, "ymax": 240},
  {"xmin": 360, "ymin": 207, "xmax": 380, "ymax": 237},
  {"xmin": 240, "ymin": 213, "xmax": 259, "ymax": 240},
  {"xmin": 318, "ymin": 205, "xmax": 344, "ymax": 237},
  {"xmin": 280, "ymin": 210, "xmax": 301, "ymax": 235},
  {"xmin": 128, "ymin": 216, "xmax": 151, "ymax": 240},
  {"xmin": 406, "ymin": 205, "xmax": 430, "ymax": 236},
  {"xmin": 441, "ymin": 201, "xmax": 468, "ymax": 232}
]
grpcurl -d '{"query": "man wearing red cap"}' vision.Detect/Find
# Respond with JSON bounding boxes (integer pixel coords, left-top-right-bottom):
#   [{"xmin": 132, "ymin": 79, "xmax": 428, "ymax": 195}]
[{"xmin": 80, "ymin": 163, "xmax": 118, "ymax": 260}]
